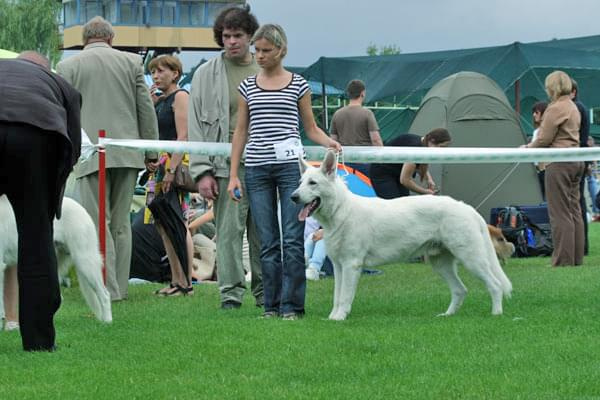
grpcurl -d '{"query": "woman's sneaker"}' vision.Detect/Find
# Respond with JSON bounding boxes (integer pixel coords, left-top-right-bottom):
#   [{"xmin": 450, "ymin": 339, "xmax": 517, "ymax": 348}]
[{"xmin": 305, "ymin": 267, "xmax": 320, "ymax": 281}]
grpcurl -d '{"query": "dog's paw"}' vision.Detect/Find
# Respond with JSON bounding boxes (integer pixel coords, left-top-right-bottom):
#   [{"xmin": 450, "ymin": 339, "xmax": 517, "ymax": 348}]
[
  {"xmin": 436, "ymin": 312, "xmax": 452, "ymax": 317},
  {"xmin": 328, "ymin": 310, "xmax": 348, "ymax": 321}
]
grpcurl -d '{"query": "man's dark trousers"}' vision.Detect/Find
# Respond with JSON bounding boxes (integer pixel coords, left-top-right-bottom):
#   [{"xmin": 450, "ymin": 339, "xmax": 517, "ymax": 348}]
[{"xmin": 0, "ymin": 122, "xmax": 61, "ymax": 351}]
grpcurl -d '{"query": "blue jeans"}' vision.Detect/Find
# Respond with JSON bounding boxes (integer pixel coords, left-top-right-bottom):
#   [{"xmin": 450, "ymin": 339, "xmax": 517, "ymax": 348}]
[
  {"xmin": 245, "ymin": 163, "xmax": 306, "ymax": 315},
  {"xmin": 305, "ymin": 236, "xmax": 327, "ymax": 271},
  {"xmin": 587, "ymin": 174, "xmax": 599, "ymax": 213}
]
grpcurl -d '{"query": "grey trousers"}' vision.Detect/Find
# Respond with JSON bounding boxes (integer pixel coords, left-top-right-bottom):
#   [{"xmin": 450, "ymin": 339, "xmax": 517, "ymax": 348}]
[
  {"xmin": 77, "ymin": 168, "xmax": 138, "ymax": 300},
  {"xmin": 214, "ymin": 167, "xmax": 262, "ymax": 305}
]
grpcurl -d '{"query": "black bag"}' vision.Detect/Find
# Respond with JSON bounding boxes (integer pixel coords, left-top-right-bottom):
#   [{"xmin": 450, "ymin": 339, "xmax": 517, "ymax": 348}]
[{"xmin": 496, "ymin": 206, "xmax": 553, "ymax": 257}]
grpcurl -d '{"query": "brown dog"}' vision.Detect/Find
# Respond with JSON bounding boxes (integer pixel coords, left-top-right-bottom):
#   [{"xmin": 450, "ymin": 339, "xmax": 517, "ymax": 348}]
[{"xmin": 487, "ymin": 225, "xmax": 515, "ymax": 263}]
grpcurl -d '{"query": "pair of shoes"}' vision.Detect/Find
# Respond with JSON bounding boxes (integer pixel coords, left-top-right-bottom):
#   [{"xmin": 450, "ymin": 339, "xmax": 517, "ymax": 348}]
[
  {"xmin": 154, "ymin": 283, "xmax": 175, "ymax": 295},
  {"xmin": 221, "ymin": 300, "xmax": 242, "ymax": 310},
  {"xmin": 305, "ymin": 267, "xmax": 320, "ymax": 281},
  {"xmin": 159, "ymin": 285, "xmax": 194, "ymax": 297},
  {"xmin": 281, "ymin": 312, "xmax": 303, "ymax": 320},
  {"xmin": 4, "ymin": 320, "xmax": 19, "ymax": 331},
  {"xmin": 260, "ymin": 311, "xmax": 279, "ymax": 319}
]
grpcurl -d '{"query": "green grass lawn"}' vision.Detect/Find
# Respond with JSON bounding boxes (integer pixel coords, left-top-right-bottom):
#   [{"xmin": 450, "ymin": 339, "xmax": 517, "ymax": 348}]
[{"xmin": 1, "ymin": 225, "xmax": 600, "ymax": 400}]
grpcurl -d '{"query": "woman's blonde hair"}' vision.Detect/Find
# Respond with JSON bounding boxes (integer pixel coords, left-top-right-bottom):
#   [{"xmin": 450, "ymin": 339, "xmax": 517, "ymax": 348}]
[
  {"xmin": 148, "ymin": 55, "xmax": 183, "ymax": 81},
  {"xmin": 252, "ymin": 24, "xmax": 288, "ymax": 58},
  {"xmin": 544, "ymin": 70, "xmax": 572, "ymax": 101}
]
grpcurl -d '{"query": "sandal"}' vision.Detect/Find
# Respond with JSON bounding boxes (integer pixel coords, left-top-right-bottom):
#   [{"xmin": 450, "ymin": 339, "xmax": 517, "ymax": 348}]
[
  {"xmin": 159, "ymin": 284, "xmax": 194, "ymax": 297},
  {"xmin": 154, "ymin": 283, "xmax": 176, "ymax": 295}
]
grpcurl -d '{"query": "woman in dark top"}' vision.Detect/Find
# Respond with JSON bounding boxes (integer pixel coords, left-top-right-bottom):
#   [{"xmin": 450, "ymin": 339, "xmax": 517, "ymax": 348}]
[
  {"xmin": 144, "ymin": 55, "xmax": 194, "ymax": 296},
  {"xmin": 369, "ymin": 128, "xmax": 451, "ymax": 199}
]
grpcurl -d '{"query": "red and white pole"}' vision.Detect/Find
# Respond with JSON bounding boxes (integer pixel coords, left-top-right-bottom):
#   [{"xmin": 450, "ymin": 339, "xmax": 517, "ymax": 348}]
[{"xmin": 98, "ymin": 129, "xmax": 107, "ymax": 284}]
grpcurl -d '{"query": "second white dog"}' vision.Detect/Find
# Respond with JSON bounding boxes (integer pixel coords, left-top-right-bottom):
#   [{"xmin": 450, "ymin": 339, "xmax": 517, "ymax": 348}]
[
  {"xmin": 0, "ymin": 195, "xmax": 112, "ymax": 323},
  {"xmin": 291, "ymin": 151, "xmax": 512, "ymax": 321}
]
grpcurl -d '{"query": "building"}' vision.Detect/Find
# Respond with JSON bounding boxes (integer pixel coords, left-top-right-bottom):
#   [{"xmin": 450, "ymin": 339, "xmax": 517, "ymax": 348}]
[{"xmin": 59, "ymin": 0, "xmax": 245, "ymax": 53}]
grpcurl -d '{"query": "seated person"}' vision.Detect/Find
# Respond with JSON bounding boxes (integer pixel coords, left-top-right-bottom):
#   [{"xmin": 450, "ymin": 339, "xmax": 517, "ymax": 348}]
[
  {"xmin": 304, "ymin": 216, "xmax": 327, "ymax": 281},
  {"xmin": 130, "ymin": 196, "xmax": 217, "ymax": 284},
  {"xmin": 188, "ymin": 198, "xmax": 216, "ymax": 282},
  {"xmin": 369, "ymin": 128, "xmax": 452, "ymax": 199}
]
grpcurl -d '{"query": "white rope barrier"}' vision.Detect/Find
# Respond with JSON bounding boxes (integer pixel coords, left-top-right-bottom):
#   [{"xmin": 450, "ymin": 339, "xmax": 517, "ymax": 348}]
[{"xmin": 98, "ymin": 138, "xmax": 600, "ymax": 164}]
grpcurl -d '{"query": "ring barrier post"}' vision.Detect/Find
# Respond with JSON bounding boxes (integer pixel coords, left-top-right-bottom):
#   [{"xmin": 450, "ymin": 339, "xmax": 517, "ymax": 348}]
[{"xmin": 98, "ymin": 129, "xmax": 107, "ymax": 284}]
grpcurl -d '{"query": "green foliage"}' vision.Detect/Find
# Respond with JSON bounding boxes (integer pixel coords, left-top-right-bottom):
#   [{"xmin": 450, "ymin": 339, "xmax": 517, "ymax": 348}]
[
  {"xmin": 0, "ymin": 0, "xmax": 62, "ymax": 66},
  {"xmin": 366, "ymin": 43, "xmax": 402, "ymax": 56},
  {"xmin": 1, "ymin": 226, "xmax": 600, "ymax": 398}
]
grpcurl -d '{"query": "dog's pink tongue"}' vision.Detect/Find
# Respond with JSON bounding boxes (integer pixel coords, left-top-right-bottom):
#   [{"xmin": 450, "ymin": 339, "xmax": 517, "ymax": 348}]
[{"xmin": 298, "ymin": 205, "xmax": 310, "ymax": 221}]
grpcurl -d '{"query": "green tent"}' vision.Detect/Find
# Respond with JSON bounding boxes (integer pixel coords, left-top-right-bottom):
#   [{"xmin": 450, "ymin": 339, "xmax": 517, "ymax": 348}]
[
  {"xmin": 301, "ymin": 35, "xmax": 600, "ymax": 136},
  {"xmin": 408, "ymin": 71, "xmax": 543, "ymax": 219}
]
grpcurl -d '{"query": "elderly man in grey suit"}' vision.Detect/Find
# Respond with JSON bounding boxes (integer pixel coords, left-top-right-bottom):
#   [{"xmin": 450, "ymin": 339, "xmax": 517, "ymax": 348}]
[{"xmin": 56, "ymin": 16, "xmax": 158, "ymax": 301}]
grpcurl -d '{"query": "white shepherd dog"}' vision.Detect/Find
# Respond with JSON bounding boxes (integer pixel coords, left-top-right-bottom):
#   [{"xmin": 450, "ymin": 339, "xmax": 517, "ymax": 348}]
[
  {"xmin": 291, "ymin": 150, "xmax": 512, "ymax": 321},
  {"xmin": 0, "ymin": 195, "xmax": 112, "ymax": 323}
]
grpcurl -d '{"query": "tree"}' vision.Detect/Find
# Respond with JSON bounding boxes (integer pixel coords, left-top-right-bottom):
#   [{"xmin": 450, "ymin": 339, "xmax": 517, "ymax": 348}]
[
  {"xmin": 366, "ymin": 43, "xmax": 401, "ymax": 56},
  {"xmin": 0, "ymin": 0, "xmax": 62, "ymax": 65}
]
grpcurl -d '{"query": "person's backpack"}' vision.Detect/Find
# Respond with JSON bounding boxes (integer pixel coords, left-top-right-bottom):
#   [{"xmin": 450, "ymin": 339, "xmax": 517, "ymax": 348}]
[{"xmin": 495, "ymin": 206, "xmax": 553, "ymax": 257}]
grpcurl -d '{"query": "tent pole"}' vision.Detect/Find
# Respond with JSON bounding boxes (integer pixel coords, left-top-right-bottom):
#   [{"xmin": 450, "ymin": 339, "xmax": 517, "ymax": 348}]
[
  {"xmin": 514, "ymin": 79, "xmax": 521, "ymax": 116},
  {"xmin": 322, "ymin": 81, "xmax": 328, "ymax": 130}
]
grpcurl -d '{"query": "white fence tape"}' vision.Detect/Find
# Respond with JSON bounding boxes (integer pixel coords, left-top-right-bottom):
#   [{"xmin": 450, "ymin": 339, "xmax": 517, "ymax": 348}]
[{"xmin": 98, "ymin": 138, "xmax": 600, "ymax": 164}]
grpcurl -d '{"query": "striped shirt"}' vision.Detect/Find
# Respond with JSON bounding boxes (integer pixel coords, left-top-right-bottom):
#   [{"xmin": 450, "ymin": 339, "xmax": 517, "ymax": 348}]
[{"xmin": 238, "ymin": 73, "xmax": 310, "ymax": 166}]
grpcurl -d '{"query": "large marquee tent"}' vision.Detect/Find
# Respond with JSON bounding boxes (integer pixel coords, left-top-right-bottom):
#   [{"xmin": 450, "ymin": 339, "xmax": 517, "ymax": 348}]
[{"xmin": 301, "ymin": 35, "xmax": 600, "ymax": 135}]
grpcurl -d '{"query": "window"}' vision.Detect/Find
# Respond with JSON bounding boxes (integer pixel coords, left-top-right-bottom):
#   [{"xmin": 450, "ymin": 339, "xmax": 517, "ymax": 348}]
[
  {"xmin": 103, "ymin": 0, "xmax": 117, "ymax": 23},
  {"xmin": 206, "ymin": 2, "xmax": 230, "ymax": 26},
  {"xmin": 120, "ymin": 0, "xmax": 142, "ymax": 24},
  {"xmin": 179, "ymin": 0, "xmax": 205, "ymax": 26},
  {"xmin": 163, "ymin": 1, "xmax": 176, "ymax": 25},
  {"xmin": 84, "ymin": 0, "xmax": 102, "ymax": 22},
  {"xmin": 64, "ymin": 0, "xmax": 79, "ymax": 26},
  {"xmin": 148, "ymin": 0, "xmax": 162, "ymax": 25}
]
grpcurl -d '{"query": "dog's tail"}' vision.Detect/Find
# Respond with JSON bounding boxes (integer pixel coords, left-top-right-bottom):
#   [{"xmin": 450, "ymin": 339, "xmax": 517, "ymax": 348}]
[
  {"xmin": 484, "ymin": 225, "xmax": 513, "ymax": 298},
  {"xmin": 60, "ymin": 199, "xmax": 112, "ymax": 323}
]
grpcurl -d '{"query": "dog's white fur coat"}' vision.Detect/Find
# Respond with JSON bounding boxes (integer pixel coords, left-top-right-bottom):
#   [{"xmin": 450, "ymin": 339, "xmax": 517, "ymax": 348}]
[
  {"xmin": 0, "ymin": 195, "xmax": 112, "ymax": 323},
  {"xmin": 292, "ymin": 151, "xmax": 512, "ymax": 320}
]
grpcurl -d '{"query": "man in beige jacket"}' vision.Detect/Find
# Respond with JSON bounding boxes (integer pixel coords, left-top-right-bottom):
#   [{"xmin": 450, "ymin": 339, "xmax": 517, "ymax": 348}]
[{"xmin": 57, "ymin": 16, "xmax": 158, "ymax": 301}]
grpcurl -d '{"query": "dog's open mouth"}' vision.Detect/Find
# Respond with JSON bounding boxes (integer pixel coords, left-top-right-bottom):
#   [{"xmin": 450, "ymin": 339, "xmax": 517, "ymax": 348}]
[{"xmin": 298, "ymin": 198, "xmax": 321, "ymax": 221}]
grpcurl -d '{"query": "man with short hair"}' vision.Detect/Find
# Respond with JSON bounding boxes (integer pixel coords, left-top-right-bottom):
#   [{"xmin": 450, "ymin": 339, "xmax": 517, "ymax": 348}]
[
  {"xmin": 188, "ymin": 6, "xmax": 263, "ymax": 309},
  {"xmin": 571, "ymin": 79, "xmax": 591, "ymax": 254},
  {"xmin": 56, "ymin": 16, "xmax": 158, "ymax": 301},
  {"xmin": 330, "ymin": 79, "xmax": 383, "ymax": 177},
  {"xmin": 0, "ymin": 51, "xmax": 81, "ymax": 351}
]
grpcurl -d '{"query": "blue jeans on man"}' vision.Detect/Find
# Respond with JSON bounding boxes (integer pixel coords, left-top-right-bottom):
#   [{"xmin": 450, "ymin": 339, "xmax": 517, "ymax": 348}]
[{"xmin": 245, "ymin": 163, "xmax": 306, "ymax": 316}]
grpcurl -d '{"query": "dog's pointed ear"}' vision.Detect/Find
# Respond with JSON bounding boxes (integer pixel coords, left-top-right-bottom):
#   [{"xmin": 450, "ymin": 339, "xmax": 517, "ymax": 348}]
[
  {"xmin": 320, "ymin": 149, "xmax": 338, "ymax": 179},
  {"xmin": 298, "ymin": 154, "xmax": 311, "ymax": 175}
]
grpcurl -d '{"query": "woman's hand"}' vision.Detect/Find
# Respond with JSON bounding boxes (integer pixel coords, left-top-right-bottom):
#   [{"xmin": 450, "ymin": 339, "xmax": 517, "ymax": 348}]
[
  {"xmin": 313, "ymin": 229, "xmax": 324, "ymax": 241},
  {"xmin": 227, "ymin": 177, "xmax": 243, "ymax": 202},
  {"xmin": 150, "ymin": 84, "xmax": 163, "ymax": 104},
  {"xmin": 328, "ymin": 139, "xmax": 342, "ymax": 153},
  {"xmin": 162, "ymin": 169, "xmax": 174, "ymax": 192},
  {"xmin": 427, "ymin": 177, "xmax": 436, "ymax": 191}
]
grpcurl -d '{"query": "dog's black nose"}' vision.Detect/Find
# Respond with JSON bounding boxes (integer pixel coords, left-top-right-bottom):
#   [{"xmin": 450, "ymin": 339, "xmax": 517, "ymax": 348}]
[{"xmin": 290, "ymin": 192, "xmax": 299, "ymax": 203}]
